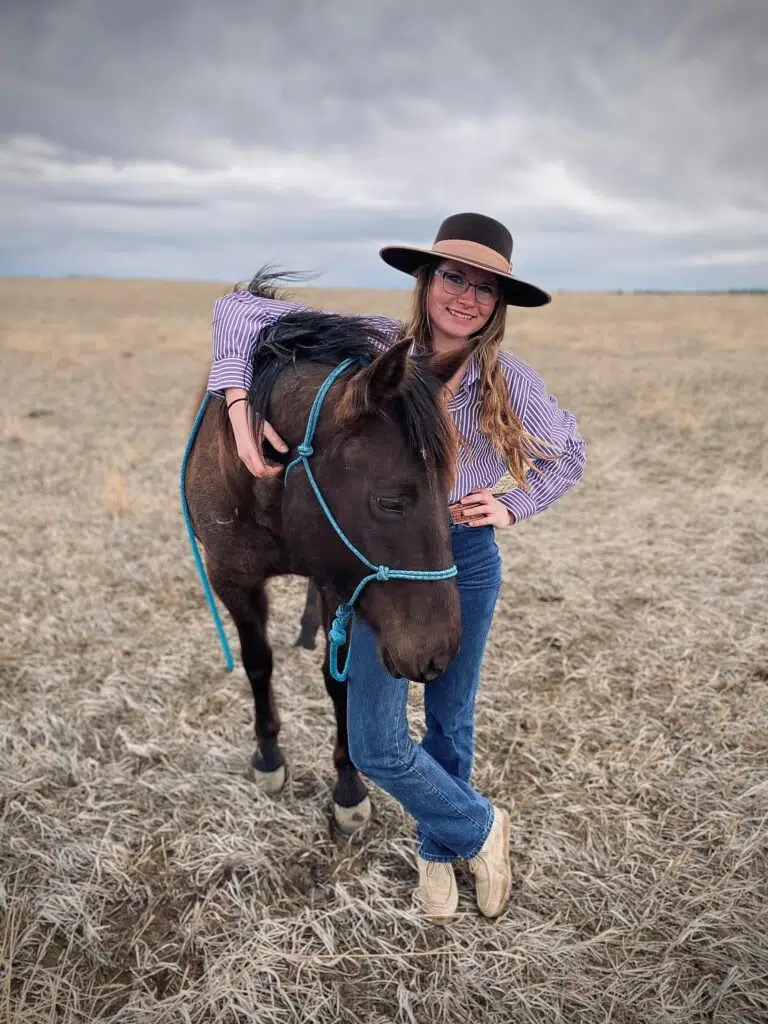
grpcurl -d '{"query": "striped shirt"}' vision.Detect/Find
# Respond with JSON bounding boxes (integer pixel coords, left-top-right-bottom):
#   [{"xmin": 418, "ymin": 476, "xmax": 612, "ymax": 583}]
[{"xmin": 207, "ymin": 291, "xmax": 586, "ymax": 522}]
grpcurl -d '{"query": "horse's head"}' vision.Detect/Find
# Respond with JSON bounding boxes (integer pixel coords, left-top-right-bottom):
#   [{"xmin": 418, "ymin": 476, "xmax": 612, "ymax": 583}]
[{"xmin": 270, "ymin": 339, "xmax": 463, "ymax": 683}]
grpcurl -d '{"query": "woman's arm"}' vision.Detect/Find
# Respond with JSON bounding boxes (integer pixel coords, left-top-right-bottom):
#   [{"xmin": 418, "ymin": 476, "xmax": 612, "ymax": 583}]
[
  {"xmin": 205, "ymin": 292, "xmax": 304, "ymax": 476},
  {"xmin": 207, "ymin": 291, "xmax": 402, "ymax": 477},
  {"xmin": 224, "ymin": 385, "xmax": 288, "ymax": 478},
  {"xmin": 207, "ymin": 291, "xmax": 306, "ymax": 396},
  {"xmin": 496, "ymin": 362, "xmax": 587, "ymax": 523},
  {"xmin": 207, "ymin": 293, "xmax": 402, "ymax": 395}
]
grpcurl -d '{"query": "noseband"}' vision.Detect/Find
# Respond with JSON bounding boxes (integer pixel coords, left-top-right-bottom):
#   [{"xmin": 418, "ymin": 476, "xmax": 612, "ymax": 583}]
[{"xmin": 284, "ymin": 357, "xmax": 458, "ymax": 682}]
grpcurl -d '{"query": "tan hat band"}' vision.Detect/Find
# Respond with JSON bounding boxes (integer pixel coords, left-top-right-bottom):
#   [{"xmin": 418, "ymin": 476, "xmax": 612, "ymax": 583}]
[{"xmin": 431, "ymin": 239, "xmax": 511, "ymax": 273}]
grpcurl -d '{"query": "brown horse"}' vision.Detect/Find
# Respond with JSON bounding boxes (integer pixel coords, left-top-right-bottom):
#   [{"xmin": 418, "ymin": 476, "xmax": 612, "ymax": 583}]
[{"xmin": 184, "ymin": 275, "xmax": 465, "ymax": 831}]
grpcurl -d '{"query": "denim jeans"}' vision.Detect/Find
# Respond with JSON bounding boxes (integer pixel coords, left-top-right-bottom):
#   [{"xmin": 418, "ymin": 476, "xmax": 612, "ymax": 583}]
[{"xmin": 346, "ymin": 522, "xmax": 502, "ymax": 862}]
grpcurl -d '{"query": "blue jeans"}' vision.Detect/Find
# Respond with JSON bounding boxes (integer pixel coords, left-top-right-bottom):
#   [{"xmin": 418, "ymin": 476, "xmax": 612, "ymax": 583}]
[{"xmin": 346, "ymin": 523, "xmax": 502, "ymax": 862}]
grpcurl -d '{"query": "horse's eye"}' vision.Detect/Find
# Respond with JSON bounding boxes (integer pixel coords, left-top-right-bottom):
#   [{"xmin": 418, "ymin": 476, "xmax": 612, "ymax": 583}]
[{"xmin": 376, "ymin": 497, "xmax": 406, "ymax": 515}]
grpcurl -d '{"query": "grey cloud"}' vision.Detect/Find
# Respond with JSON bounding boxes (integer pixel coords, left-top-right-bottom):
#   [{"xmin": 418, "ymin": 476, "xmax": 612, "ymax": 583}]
[
  {"xmin": 2, "ymin": 0, "xmax": 767, "ymax": 287},
  {"xmin": 6, "ymin": 0, "xmax": 766, "ymax": 157},
  {"xmin": 21, "ymin": 190, "xmax": 205, "ymax": 210}
]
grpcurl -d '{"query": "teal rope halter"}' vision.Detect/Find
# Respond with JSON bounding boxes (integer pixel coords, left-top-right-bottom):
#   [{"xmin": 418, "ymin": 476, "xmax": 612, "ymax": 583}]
[
  {"xmin": 180, "ymin": 357, "xmax": 457, "ymax": 681},
  {"xmin": 284, "ymin": 357, "xmax": 457, "ymax": 682}
]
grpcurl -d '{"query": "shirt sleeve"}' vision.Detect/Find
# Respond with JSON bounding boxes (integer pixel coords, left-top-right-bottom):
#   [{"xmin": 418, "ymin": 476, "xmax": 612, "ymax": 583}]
[
  {"xmin": 206, "ymin": 294, "xmax": 402, "ymax": 395},
  {"xmin": 364, "ymin": 315, "xmax": 404, "ymax": 352},
  {"xmin": 206, "ymin": 292, "xmax": 306, "ymax": 395},
  {"xmin": 496, "ymin": 366, "xmax": 586, "ymax": 523}
]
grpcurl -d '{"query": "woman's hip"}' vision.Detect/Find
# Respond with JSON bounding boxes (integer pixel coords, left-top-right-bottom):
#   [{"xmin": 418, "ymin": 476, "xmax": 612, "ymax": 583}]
[{"xmin": 449, "ymin": 523, "xmax": 502, "ymax": 592}]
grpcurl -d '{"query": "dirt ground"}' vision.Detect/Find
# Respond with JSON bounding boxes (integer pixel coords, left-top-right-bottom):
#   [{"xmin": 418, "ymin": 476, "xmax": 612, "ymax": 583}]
[{"xmin": 1, "ymin": 279, "xmax": 766, "ymax": 1023}]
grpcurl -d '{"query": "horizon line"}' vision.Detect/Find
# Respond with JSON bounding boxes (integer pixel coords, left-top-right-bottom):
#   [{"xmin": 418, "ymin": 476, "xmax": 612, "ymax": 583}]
[{"xmin": 1, "ymin": 274, "xmax": 766, "ymax": 296}]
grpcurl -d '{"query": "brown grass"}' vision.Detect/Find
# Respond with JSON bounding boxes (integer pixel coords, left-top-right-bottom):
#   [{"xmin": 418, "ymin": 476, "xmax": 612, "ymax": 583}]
[{"xmin": 1, "ymin": 279, "xmax": 767, "ymax": 1023}]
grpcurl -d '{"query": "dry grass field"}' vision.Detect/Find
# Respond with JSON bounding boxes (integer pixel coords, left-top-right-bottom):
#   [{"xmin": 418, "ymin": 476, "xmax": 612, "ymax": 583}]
[{"xmin": 1, "ymin": 278, "xmax": 766, "ymax": 1023}]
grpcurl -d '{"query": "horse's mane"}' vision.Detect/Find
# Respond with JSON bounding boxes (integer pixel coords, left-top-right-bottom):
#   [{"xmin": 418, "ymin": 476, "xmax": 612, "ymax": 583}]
[
  {"xmin": 235, "ymin": 265, "xmax": 316, "ymax": 301},
  {"xmin": 242, "ymin": 269, "xmax": 456, "ymax": 475}
]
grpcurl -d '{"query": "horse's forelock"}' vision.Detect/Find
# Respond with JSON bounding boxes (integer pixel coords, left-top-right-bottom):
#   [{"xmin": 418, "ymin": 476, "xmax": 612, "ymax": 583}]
[{"xmin": 331, "ymin": 361, "xmax": 457, "ymax": 489}]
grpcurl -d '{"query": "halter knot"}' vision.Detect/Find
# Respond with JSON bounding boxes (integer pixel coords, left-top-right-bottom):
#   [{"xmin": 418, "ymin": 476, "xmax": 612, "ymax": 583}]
[
  {"xmin": 297, "ymin": 442, "xmax": 314, "ymax": 458},
  {"xmin": 329, "ymin": 624, "xmax": 347, "ymax": 645},
  {"xmin": 329, "ymin": 605, "xmax": 352, "ymax": 648},
  {"xmin": 376, "ymin": 565, "xmax": 392, "ymax": 581}
]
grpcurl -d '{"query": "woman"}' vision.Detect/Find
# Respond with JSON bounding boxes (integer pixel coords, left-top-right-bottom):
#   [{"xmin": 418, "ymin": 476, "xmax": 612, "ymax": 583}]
[{"xmin": 207, "ymin": 212, "xmax": 586, "ymax": 923}]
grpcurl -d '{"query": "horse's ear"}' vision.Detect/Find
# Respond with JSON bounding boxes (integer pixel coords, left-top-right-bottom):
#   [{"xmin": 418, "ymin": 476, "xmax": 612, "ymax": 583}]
[
  {"xmin": 334, "ymin": 339, "xmax": 411, "ymax": 431},
  {"xmin": 424, "ymin": 348, "xmax": 471, "ymax": 386},
  {"xmin": 359, "ymin": 338, "xmax": 411, "ymax": 404}
]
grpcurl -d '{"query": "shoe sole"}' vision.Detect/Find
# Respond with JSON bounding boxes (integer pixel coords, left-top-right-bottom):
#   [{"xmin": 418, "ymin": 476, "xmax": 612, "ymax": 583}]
[{"xmin": 478, "ymin": 808, "xmax": 512, "ymax": 919}]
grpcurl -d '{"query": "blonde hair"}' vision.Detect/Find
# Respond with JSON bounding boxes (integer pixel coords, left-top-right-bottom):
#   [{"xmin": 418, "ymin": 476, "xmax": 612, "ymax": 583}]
[{"xmin": 401, "ymin": 264, "xmax": 556, "ymax": 491}]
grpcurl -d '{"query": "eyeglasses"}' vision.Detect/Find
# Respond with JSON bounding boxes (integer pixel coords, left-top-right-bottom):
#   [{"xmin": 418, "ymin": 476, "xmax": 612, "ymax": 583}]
[{"xmin": 433, "ymin": 268, "xmax": 500, "ymax": 307}]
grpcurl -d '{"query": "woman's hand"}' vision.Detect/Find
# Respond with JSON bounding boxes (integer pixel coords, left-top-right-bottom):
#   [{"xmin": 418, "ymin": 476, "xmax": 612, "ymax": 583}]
[
  {"xmin": 458, "ymin": 488, "xmax": 514, "ymax": 528},
  {"xmin": 234, "ymin": 419, "xmax": 288, "ymax": 478},
  {"xmin": 226, "ymin": 389, "xmax": 288, "ymax": 478}
]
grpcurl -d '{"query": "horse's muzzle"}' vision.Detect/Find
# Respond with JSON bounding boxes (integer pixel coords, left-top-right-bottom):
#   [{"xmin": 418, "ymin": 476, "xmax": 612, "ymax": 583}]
[{"xmin": 381, "ymin": 641, "xmax": 459, "ymax": 685}]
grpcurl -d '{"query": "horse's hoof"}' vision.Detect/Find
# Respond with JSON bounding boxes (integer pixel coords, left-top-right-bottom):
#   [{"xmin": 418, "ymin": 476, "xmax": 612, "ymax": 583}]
[
  {"xmin": 250, "ymin": 763, "xmax": 286, "ymax": 795},
  {"xmin": 333, "ymin": 795, "xmax": 372, "ymax": 834}
]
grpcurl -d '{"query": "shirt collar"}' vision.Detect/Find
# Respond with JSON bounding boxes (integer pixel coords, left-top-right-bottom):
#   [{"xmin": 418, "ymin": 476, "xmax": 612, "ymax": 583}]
[{"xmin": 463, "ymin": 355, "xmax": 480, "ymax": 388}]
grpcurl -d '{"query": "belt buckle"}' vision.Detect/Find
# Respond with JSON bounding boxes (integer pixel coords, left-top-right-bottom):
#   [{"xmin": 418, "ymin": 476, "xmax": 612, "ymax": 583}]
[{"xmin": 449, "ymin": 501, "xmax": 477, "ymax": 525}]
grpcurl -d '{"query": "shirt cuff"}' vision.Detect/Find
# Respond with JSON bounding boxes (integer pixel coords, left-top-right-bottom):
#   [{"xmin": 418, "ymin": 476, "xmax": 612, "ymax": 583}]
[
  {"xmin": 207, "ymin": 357, "xmax": 253, "ymax": 396},
  {"xmin": 496, "ymin": 488, "xmax": 538, "ymax": 523}
]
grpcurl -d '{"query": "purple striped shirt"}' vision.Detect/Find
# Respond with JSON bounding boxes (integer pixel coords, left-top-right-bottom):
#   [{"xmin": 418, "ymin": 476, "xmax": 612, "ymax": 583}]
[{"xmin": 207, "ymin": 291, "xmax": 586, "ymax": 522}]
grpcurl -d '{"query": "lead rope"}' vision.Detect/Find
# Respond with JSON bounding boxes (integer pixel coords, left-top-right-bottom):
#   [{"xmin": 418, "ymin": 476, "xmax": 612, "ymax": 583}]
[{"xmin": 180, "ymin": 393, "xmax": 235, "ymax": 672}]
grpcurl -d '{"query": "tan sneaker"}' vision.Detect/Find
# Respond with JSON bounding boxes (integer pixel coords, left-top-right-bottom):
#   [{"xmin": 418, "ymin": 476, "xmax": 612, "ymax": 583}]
[
  {"xmin": 468, "ymin": 806, "xmax": 512, "ymax": 918},
  {"xmin": 416, "ymin": 856, "xmax": 458, "ymax": 924}
]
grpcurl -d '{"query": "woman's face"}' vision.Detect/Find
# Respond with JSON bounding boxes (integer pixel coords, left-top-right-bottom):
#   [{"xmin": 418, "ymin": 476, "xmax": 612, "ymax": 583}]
[{"xmin": 426, "ymin": 259, "xmax": 499, "ymax": 343}]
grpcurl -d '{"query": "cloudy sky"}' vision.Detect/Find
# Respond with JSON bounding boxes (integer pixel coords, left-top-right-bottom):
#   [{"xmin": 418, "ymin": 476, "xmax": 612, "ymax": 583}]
[{"xmin": 2, "ymin": 0, "xmax": 766, "ymax": 289}]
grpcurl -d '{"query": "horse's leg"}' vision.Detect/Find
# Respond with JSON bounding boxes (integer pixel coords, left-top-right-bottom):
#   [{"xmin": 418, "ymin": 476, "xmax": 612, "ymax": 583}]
[
  {"xmin": 319, "ymin": 591, "xmax": 372, "ymax": 834},
  {"xmin": 209, "ymin": 568, "xmax": 287, "ymax": 794},
  {"xmin": 294, "ymin": 579, "xmax": 322, "ymax": 650}
]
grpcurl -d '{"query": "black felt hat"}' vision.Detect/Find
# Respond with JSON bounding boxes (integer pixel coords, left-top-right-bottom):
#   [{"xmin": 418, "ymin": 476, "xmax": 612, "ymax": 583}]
[{"xmin": 379, "ymin": 212, "xmax": 550, "ymax": 307}]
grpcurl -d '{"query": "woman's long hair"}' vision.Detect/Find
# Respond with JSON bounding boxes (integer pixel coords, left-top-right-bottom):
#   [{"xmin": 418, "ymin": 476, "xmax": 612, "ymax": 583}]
[{"xmin": 401, "ymin": 264, "xmax": 556, "ymax": 492}]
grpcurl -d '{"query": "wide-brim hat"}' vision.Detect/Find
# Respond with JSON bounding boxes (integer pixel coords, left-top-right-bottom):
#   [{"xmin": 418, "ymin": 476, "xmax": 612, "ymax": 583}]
[{"xmin": 379, "ymin": 211, "xmax": 550, "ymax": 308}]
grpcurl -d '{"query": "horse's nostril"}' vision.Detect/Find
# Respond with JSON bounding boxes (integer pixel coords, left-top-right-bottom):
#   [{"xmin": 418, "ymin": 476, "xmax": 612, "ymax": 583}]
[
  {"xmin": 382, "ymin": 644, "xmax": 458, "ymax": 684},
  {"xmin": 420, "ymin": 649, "xmax": 455, "ymax": 683}
]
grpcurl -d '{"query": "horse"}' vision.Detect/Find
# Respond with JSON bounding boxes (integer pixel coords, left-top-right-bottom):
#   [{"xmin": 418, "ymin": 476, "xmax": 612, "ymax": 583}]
[
  {"xmin": 184, "ymin": 274, "xmax": 466, "ymax": 832},
  {"xmin": 294, "ymin": 579, "xmax": 323, "ymax": 650}
]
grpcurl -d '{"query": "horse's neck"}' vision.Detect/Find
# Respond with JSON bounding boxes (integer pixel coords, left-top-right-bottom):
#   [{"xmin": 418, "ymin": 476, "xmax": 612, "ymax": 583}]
[{"xmin": 269, "ymin": 364, "xmax": 332, "ymax": 446}]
